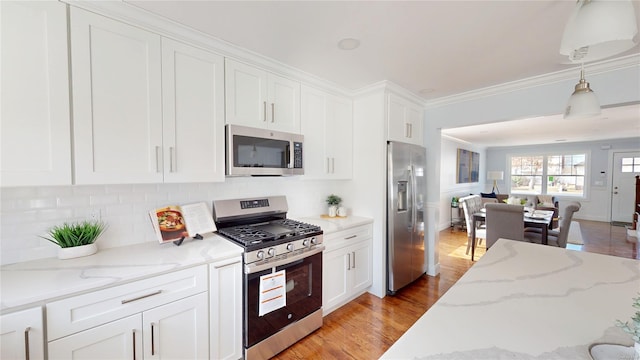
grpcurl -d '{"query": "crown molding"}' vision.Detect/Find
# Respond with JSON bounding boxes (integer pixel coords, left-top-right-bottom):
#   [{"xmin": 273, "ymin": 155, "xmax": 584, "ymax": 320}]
[
  {"xmin": 353, "ymin": 80, "xmax": 427, "ymax": 105},
  {"xmin": 425, "ymin": 53, "xmax": 640, "ymax": 108},
  {"xmin": 62, "ymin": 0, "xmax": 352, "ymax": 97}
]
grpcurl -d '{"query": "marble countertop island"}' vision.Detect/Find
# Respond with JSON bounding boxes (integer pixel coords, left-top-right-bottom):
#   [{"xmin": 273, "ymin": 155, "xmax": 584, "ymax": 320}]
[
  {"xmin": 0, "ymin": 234, "xmax": 243, "ymax": 313},
  {"xmin": 381, "ymin": 239, "xmax": 640, "ymax": 359}
]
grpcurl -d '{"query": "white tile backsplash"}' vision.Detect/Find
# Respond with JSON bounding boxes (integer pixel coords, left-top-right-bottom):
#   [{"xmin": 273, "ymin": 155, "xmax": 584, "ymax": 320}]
[{"xmin": 1, "ymin": 179, "xmax": 349, "ymax": 265}]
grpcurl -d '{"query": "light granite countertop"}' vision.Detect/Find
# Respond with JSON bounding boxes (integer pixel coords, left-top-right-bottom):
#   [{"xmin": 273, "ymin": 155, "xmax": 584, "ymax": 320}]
[
  {"xmin": 381, "ymin": 239, "xmax": 640, "ymax": 359},
  {"xmin": 0, "ymin": 234, "xmax": 243, "ymax": 313},
  {"xmin": 296, "ymin": 215, "xmax": 373, "ymax": 234}
]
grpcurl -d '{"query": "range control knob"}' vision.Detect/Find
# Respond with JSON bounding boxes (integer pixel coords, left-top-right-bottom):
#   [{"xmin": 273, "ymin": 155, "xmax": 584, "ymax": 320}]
[
  {"xmin": 286, "ymin": 243, "xmax": 294, "ymax": 251},
  {"xmin": 256, "ymin": 250, "xmax": 265, "ymax": 260},
  {"xmin": 311, "ymin": 237, "xmax": 317, "ymax": 245},
  {"xmin": 267, "ymin": 248, "xmax": 276, "ymax": 257},
  {"xmin": 302, "ymin": 239, "xmax": 309, "ymax": 247}
]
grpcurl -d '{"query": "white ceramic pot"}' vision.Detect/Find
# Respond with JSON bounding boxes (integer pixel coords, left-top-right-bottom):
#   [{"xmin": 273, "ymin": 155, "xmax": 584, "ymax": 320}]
[
  {"xmin": 58, "ymin": 243, "xmax": 98, "ymax": 260},
  {"xmin": 328, "ymin": 206, "xmax": 337, "ymax": 217},
  {"xmin": 337, "ymin": 206, "xmax": 347, "ymax": 217}
]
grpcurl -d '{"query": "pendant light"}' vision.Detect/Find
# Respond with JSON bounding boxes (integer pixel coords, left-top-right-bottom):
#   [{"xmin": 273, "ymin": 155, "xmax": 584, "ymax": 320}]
[
  {"xmin": 564, "ymin": 64, "xmax": 601, "ymax": 119},
  {"xmin": 560, "ymin": 0, "xmax": 638, "ymax": 63}
]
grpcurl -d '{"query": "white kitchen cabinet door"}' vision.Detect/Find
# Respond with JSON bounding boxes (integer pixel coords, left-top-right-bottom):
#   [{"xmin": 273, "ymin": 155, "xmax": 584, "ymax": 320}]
[
  {"xmin": 322, "ymin": 246, "xmax": 350, "ymax": 316},
  {"xmin": 225, "ymin": 59, "xmax": 268, "ymax": 128},
  {"xmin": 142, "ymin": 292, "xmax": 209, "ymax": 359},
  {"xmin": 387, "ymin": 93, "xmax": 424, "ymax": 146},
  {"xmin": 1, "ymin": 1, "xmax": 72, "ymax": 186},
  {"xmin": 350, "ymin": 239, "xmax": 373, "ymax": 294},
  {"xmin": 161, "ymin": 38, "xmax": 225, "ymax": 183},
  {"xmin": 225, "ymin": 59, "xmax": 300, "ymax": 133},
  {"xmin": 48, "ymin": 314, "xmax": 142, "ymax": 360},
  {"xmin": 300, "ymin": 86, "xmax": 352, "ymax": 180},
  {"xmin": 267, "ymin": 73, "xmax": 301, "ymax": 133},
  {"xmin": 0, "ymin": 307, "xmax": 45, "ymax": 360},
  {"xmin": 209, "ymin": 257, "xmax": 242, "ymax": 360},
  {"xmin": 70, "ymin": 7, "xmax": 163, "ymax": 184}
]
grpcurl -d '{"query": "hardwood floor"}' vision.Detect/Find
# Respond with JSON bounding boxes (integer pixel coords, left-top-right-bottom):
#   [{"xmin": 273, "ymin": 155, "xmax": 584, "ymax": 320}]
[{"xmin": 273, "ymin": 220, "xmax": 638, "ymax": 359}]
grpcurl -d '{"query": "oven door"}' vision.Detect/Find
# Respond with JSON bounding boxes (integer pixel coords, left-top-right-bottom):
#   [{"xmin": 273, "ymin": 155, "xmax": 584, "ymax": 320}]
[{"xmin": 244, "ymin": 251, "xmax": 322, "ymax": 348}]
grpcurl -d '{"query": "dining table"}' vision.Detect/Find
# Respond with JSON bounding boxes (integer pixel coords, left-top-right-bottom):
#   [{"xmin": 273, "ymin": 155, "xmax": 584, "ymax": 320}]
[{"xmin": 470, "ymin": 208, "xmax": 553, "ymax": 261}]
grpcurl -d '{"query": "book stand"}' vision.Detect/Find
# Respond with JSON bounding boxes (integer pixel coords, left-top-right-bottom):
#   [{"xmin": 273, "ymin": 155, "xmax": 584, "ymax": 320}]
[{"xmin": 173, "ymin": 233, "xmax": 203, "ymax": 246}]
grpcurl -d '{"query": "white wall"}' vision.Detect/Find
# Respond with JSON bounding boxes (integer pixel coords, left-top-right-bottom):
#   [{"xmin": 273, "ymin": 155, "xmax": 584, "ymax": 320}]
[{"xmin": 0, "ymin": 178, "xmax": 350, "ymax": 265}]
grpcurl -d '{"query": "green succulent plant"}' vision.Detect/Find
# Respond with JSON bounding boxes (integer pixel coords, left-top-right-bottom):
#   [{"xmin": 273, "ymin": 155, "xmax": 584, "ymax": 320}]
[
  {"xmin": 41, "ymin": 220, "xmax": 106, "ymax": 248},
  {"xmin": 326, "ymin": 194, "xmax": 342, "ymax": 206},
  {"xmin": 616, "ymin": 293, "xmax": 640, "ymax": 342}
]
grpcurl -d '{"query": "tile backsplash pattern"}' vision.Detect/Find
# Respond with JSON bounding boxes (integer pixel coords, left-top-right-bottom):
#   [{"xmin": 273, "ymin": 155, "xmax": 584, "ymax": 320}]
[{"xmin": 1, "ymin": 178, "xmax": 346, "ymax": 265}]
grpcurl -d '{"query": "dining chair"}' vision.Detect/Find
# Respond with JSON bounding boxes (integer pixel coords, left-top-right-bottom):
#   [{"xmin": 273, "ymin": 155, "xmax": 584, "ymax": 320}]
[
  {"xmin": 485, "ymin": 203, "xmax": 525, "ymax": 249},
  {"xmin": 524, "ymin": 201, "xmax": 581, "ymax": 248},
  {"xmin": 459, "ymin": 195, "xmax": 486, "ymax": 255}
]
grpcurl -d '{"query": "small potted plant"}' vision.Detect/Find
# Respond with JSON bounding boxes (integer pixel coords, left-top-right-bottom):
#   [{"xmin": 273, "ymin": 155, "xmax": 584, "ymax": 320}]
[
  {"xmin": 616, "ymin": 293, "xmax": 640, "ymax": 356},
  {"xmin": 326, "ymin": 194, "xmax": 342, "ymax": 217},
  {"xmin": 41, "ymin": 220, "xmax": 107, "ymax": 260}
]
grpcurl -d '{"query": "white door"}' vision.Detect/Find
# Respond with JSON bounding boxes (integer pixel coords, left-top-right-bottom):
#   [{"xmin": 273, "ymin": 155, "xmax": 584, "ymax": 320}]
[
  {"xmin": 267, "ymin": 73, "xmax": 301, "ymax": 133},
  {"xmin": 70, "ymin": 8, "xmax": 163, "ymax": 184},
  {"xmin": 322, "ymin": 249, "xmax": 350, "ymax": 315},
  {"xmin": 48, "ymin": 315, "xmax": 141, "ymax": 360},
  {"xmin": 142, "ymin": 293, "xmax": 208, "ymax": 359},
  {"xmin": 161, "ymin": 38, "xmax": 225, "ymax": 183},
  {"xmin": 224, "ymin": 59, "xmax": 267, "ymax": 127},
  {"xmin": 1, "ymin": 1, "xmax": 72, "ymax": 186},
  {"xmin": 611, "ymin": 151, "xmax": 640, "ymax": 223},
  {"xmin": 1, "ymin": 307, "xmax": 45, "ymax": 360}
]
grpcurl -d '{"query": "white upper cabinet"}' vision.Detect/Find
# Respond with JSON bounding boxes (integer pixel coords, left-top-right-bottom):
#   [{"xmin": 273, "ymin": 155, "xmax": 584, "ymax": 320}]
[
  {"xmin": 1, "ymin": 1, "xmax": 72, "ymax": 186},
  {"xmin": 301, "ymin": 85, "xmax": 353, "ymax": 179},
  {"xmin": 225, "ymin": 59, "xmax": 301, "ymax": 133},
  {"xmin": 387, "ymin": 92, "xmax": 424, "ymax": 146},
  {"xmin": 71, "ymin": 7, "xmax": 163, "ymax": 184},
  {"xmin": 161, "ymin": 38, "xmax": 225, "ymax": 183}
]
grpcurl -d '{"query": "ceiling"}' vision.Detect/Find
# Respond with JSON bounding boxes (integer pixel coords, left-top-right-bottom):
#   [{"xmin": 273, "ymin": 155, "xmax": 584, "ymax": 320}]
[{"xmin": 125, "ymin": 0, "xmax": 640, "ymax": 146}]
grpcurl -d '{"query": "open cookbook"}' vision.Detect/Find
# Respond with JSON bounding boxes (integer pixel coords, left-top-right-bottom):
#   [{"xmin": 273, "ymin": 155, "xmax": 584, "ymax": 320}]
[{"xmin": 149, "ymin": 202, "xmax": 216, "ymax": 244}]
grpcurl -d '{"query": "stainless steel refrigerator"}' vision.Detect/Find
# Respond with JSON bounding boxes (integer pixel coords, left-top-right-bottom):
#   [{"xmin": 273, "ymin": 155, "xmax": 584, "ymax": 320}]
[{"xmin": 387, "ymin": 141, "xmax": 427, "ymax": 294}]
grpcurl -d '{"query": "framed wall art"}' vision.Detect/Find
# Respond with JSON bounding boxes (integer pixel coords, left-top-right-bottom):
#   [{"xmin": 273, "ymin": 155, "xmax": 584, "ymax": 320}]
[{"xmin": 457, "ymin": 148, "xmax": 479, "ymax": 183}]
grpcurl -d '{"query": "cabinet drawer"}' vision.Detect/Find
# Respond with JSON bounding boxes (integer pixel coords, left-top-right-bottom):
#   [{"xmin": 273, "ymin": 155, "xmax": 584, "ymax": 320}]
[
  {"xmin": 323, "ymin": 224, "xmax": 372, "ymax": 251},
  {"xmin": 47, "ymin": 265, "xmax": 207, "ymax": 340}
]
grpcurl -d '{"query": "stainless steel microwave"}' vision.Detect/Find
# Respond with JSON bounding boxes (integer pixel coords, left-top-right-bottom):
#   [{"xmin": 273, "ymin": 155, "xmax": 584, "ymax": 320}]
[{"xmin": 225, "ymin": 124, "xmax": 304, "ymax": 176}]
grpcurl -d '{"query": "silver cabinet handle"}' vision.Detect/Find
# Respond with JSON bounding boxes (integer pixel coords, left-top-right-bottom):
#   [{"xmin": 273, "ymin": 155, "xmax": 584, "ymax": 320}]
[
  {"xmin": 155, "ymin": 146, "xmax": 161, "ymax": 172},
  {"xmin": 345, "ymin": 235, "xmax": 357, "ymax": 239},
  {"xmin": 406, "ymin": 123, "xmax": 410, "ymax": 138},
  {"xmin": 151, "ymin": 322, "xmax": 156, "ymax": 355},
  {"xmin": 24, "ymin": 327, "xmax": 31, "ymax": 360},
  {"xmin": 132, "ymin": 330, "xmax": 136, "ymax": 360},
  {"xmin": 409, "ymin": 123, "xmax": 413, "ymax": 138},
  {"xmin": 121, "ymin": 290, "xmax": 162, "ymax": 304},
  {"xmin": 169, "ymin": 147, "xmax": 175, "ymax": 172},
  {"xmin": 263, "ymin": 101, "xmax": 267, "ymax": 122},
  {"xmin": 271, "ymin": 103, "xmax": 275, "ymax": 123},
  {"xmin": 331, "ymin": 158, "xmax": 335, "ymax": 173},
  {"xmin": 327, "ymin": 158, "xmax": 331, "ymax": 174},
  {"xmin": 347, "ymin": 253, "xmax": 351, "ymax": 270},
  {"xmin": 352, "ymin": 251, "xmax": 356, "ymax": 268}
]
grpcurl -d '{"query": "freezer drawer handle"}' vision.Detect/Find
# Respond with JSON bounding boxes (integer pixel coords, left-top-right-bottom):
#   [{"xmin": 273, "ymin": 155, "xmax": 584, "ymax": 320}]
[{"xmin": 121, "ymin": 290, "xmax": 162, "ymax": 304}]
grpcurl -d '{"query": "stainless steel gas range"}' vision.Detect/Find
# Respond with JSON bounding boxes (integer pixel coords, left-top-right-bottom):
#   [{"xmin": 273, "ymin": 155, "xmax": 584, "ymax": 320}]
[{"xmin": 212, "ymin": 196, "xmax": 324, "ymax": 360}]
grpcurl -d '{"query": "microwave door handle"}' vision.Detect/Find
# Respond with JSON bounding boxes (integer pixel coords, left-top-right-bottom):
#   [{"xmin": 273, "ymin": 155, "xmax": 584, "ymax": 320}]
[{"xmin": 286, "ymin": 143, "xmax": 291, "ymax": 168}]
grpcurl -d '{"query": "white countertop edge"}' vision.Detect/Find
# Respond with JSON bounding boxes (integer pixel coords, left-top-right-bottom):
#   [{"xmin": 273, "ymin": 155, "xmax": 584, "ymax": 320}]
[
  {"xmin": 296, "ymin": 215, "xmax": 373, "ymax": 234},
  {"xmin": 1, "ymin": 234, "xmax": 243, "ymax": 313}
]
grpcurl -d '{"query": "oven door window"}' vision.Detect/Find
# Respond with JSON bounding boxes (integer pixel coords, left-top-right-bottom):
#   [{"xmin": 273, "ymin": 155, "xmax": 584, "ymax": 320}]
[
  {"xmin": 233, "ymin": 135, "xmax": 290, "ymax": 169},
  {"xmin": 245, "ymin": 252, "xmax": 322, "ymax": 347}
]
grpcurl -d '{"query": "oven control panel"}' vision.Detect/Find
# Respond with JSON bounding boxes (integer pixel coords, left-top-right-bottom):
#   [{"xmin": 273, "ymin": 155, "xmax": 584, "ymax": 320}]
[{"xmin": 246, "ymin": 235, "xmax": 323, "ymax": 265}]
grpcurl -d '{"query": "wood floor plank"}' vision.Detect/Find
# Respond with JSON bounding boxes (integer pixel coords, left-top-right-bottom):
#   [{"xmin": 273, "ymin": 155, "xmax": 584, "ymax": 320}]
[{"xmin": 273, "ymin": 220, "xmax": 638, "ymax": 359}]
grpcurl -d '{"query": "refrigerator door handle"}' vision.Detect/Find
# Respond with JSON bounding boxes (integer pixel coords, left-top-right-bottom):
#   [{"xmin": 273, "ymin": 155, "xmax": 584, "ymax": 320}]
[{"xmin": 410, "ymin": 164, "xmax": 417, "ymax": 232}]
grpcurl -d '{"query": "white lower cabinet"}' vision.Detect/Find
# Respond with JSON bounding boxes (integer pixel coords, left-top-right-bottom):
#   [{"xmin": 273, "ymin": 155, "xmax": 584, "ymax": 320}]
[
  {"xmin": 0, "ymin": 307, "xmax": 45, "ymax": 360},
  {"xmin": 322, "ymin": 224, "xmax": 373, "ymax": 315},
  {"xmin": 47, "ymin": 266, "xmax": 209, "ymax": 359},
  {"xmin": 209, "ymin": 258, "xmax": 242, "ymax": 360}
]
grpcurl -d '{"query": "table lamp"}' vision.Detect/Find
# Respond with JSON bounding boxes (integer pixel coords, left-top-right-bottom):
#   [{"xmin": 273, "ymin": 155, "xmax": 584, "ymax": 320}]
[{"xmin": 487, "ymin": 171, "xmax": 504, "ymax": 194}]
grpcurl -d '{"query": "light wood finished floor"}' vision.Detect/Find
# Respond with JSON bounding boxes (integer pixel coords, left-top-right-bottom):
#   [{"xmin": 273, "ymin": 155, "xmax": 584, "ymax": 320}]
[{"xmin": 273, "ymin": 220, "xmax": 638, "ymax": 359}]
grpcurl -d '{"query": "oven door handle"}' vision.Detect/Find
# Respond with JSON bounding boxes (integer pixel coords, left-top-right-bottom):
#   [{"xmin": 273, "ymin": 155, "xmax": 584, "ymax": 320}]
[{"xmin": 245, "ymin": 245, "xmax": 325, "ymax": 274}]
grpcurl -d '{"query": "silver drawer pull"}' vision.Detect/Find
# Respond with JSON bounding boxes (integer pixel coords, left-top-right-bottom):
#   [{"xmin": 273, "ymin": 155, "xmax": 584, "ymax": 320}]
[
  {"xmin": 24, "ymin": 327, "xmax": 31, "ymax": 360},
  {"xmin": 121, "ymin": 290, "xmax": 162, "ymax": 304},
  {"xmin": 345, "ymin": 235, "xmax": 357, "ymax": 239}
]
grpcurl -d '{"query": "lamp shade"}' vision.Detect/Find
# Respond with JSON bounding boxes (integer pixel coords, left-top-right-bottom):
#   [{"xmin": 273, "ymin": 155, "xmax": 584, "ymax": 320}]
[
  {"xmin": 487, "ymin": 171, "xmax": 504, "ymax": 181},
  {"xmin": 564, "ymin": 69, "xmax": 601, "ymax": 119},
  {"xmin": 560, "ymin": 0, "xmax": 638, "ymax": 63}
]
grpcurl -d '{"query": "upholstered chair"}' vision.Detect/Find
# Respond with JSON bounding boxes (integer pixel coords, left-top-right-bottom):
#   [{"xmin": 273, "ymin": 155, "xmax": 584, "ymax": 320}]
[
  {"xmin": 459, "ymin": 195, "xmax": 486, "ymax": 255},
  {"xmin": 485, "ymin": 203, "xmax": 525, "ymax": 249},
  {"xmin": 524, "ymin": 201, "xmax": 581, "ymax": 248}
]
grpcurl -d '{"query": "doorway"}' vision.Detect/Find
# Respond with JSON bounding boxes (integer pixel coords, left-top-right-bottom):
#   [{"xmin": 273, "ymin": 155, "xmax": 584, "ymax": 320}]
[{"xmin": 610, "ymin": 151, "xmax": 640, "ymax": 224}]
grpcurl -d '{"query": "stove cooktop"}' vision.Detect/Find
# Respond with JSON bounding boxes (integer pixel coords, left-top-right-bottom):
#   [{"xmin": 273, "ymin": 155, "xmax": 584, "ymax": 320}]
[{"xmin": 218, "ymin": 219, "xmax": 322, "ymax": 250}]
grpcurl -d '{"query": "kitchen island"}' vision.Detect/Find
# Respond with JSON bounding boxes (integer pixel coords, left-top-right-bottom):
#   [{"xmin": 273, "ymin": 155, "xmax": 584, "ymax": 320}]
[{"xmin": 381, "ymin": 239, "xmax": 640, "ymax": 359}]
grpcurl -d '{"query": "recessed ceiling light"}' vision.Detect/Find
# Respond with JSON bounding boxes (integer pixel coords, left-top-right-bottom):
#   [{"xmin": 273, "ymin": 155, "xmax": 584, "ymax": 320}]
[
  {"xmin": 337, "ymin": 38, "xmax": 360, "ymax": 50},
  {"xmin": 555, "ymin": 139, "xmax": 567, "ymax": 142},
  {"xmin": 419, "ymin": 88, "xmax": 435, "ymax": 95}
]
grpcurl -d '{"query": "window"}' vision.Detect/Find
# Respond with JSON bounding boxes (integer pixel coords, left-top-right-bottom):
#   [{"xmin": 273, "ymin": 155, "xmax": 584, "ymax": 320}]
[
  {"xmin": 621, "ymin": 157, "xmax": 640, "ymax": 173},
  {"xmin": 509, "ymin": 153, "xmax": 587, "ymax": 197}
]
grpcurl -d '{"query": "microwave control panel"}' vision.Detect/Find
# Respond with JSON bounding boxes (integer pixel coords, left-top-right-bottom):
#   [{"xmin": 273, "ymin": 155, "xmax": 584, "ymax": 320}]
[{"xmin": 293, "ymin": 142, "xmax": 303, "ymax": 168}]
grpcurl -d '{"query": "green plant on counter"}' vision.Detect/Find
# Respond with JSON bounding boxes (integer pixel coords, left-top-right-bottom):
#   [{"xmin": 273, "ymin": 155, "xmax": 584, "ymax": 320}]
[
  {"xmin": 41, "ymin": 220, "xmax": 107, "ymax": 248},
  {"xmin": 326, "ymin": 194, "xmax": 342, "ymax": 206},
  {"xmin": 616, "ymin": 293, "xmax": 640, "ymax": 342}
]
